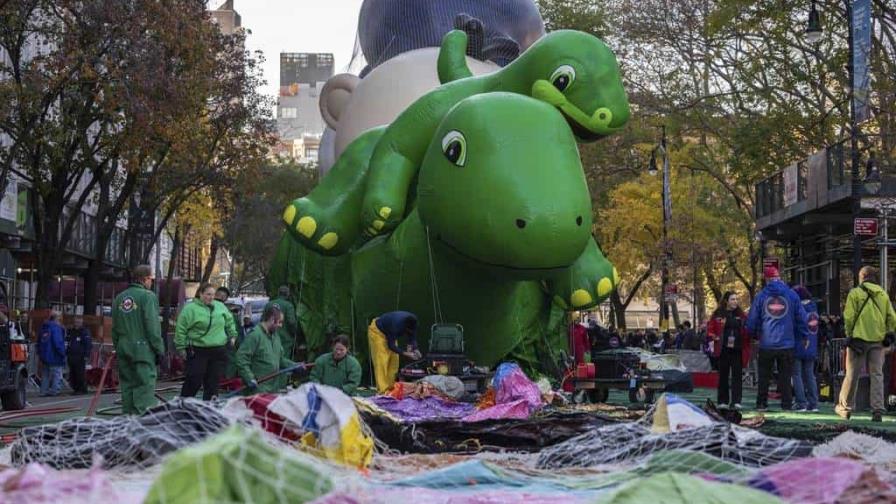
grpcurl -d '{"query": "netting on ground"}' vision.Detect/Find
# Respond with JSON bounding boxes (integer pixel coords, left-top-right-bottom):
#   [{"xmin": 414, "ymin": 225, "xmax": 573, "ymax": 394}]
[
  {"xmin": 4, "ymin": 388, "xmax": 896, "ymax": 503},
  {"xmin": 535, "ymin": 419, "xmax": 814, "ymax": 469},
  {"xmin": 10, "ymin": 399, "xmax": 231, "ymax": 469}
]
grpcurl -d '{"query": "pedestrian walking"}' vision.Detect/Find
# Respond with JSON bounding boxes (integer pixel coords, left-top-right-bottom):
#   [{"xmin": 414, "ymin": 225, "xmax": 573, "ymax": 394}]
[
  {"xmin": 746, "ymin": 266, "xmax": 809, "ymax": 411},
  {"xmin": 66, "ymin": 316, "xmax": 92, "ymax": 395},
  {"xmin": 792, "ymin": 286, "xmax": 819, "ymax": 412},
  {"xmin": 708, "ymin": 292, "xmax": 750, "ymax": 409},
  {"xmin": 37, "ymin": 311, "xmax": 66, "ymax": 397},
  {"xmin": 112, "ymin": 265, "xmax": 164, "ymax": 414},
  {"xmin": 836, "ymin": 266, "xmax": 896, "ymax": 422},
  {"xmin": 175, "ymin": 283, "xmax": 232, "ymax": 400}
]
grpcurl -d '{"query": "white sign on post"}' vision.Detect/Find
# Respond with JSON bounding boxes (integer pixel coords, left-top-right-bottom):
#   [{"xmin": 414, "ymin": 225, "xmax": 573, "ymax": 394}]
[
  {"xmin": 0, "ymin": 178, "xmax": 17, "ymax": 222},
  {"xmin": 783, "ymin": 164, "xmax": 798, "ymax": 207}
]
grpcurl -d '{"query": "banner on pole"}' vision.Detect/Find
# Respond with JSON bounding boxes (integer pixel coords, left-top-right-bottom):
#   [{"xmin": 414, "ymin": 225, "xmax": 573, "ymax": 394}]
[{"xmin": 852, "ymin": 0, "xmax": 872, "ymax": 122}]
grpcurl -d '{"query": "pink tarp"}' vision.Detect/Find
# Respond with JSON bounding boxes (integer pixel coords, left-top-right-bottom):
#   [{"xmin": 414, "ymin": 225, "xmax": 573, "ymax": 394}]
[
  {"xmin": 462, "ymin": 363, "xmax": 543, "ymax": 422},
  {"xmin": 0, "ymin": 463, "xmax": 143, "ymax": 504}
]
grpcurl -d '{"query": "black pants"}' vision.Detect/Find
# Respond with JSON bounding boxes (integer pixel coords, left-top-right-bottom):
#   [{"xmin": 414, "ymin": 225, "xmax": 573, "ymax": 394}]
[
  {"xmin": 67, "ymin": 356, "xmax": 87, "ymax": 393},
  {"xmin": 757, "ymin": 348, "xmax": 793, "ymax": 409},
  {"xmin": 181, "ymin": 346, "xmax": 228, "ymax": 400},
  {"xmin": 717, "ymin": 350, "xmax": 742, "ymax": 406}
]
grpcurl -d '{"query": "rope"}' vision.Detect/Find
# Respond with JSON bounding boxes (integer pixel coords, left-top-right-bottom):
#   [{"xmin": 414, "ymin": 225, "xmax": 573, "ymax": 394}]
[{"xmin": 424, "ymin": 226, "xmax": 444, "ymax": 324}]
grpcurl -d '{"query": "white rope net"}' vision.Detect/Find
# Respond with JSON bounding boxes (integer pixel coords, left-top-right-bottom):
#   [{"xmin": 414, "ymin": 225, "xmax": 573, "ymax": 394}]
[{"xmin": 2, "ymin": 391, "xmax": 896, "ymax": 503}]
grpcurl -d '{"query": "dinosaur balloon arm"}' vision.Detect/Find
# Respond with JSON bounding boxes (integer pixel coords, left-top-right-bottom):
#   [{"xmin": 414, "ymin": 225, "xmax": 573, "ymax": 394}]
[
  {"xmin": 438, "ymin": 29, "xmax": 474, "ymax": 84},
  {"xmin": 283, "ymin": 127, "xmax": 384, "ymax": 255},
  {"xmin": 361, "ymin": 151, "xmax": 419, "ymax": 234},
  {"xmin": 544, "ymin": 237, "xmax": 617, "ymax": 311}
]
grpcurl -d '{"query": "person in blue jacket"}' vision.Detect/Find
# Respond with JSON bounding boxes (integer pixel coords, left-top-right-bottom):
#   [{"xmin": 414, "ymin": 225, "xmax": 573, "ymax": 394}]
[
  {"xmin": 38, "ymin": 310, "xmax": 67, "ymax": 397},
  {"xmin": 367, "ymin": 311, "xmax": 422, "ymax": 393},
  {"xmin": 791, "ymin": 286, "xmax": 819, "ymax": 412},
  {"xmin": 746, "ymin": 266, "xmax": 809, "ymax": 411}
]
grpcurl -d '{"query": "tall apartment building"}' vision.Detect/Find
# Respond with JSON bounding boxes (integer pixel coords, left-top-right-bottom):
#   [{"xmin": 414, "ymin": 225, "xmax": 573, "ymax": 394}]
[{"xmin": 276, "ymin": 53, "xmax": 334, "ymax": 163}]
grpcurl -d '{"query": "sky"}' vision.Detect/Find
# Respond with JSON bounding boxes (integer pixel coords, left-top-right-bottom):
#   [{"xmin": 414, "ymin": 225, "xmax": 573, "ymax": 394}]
[{"xmin": 217, "ymin": 0, "xmax": 366, "ymax": 100}]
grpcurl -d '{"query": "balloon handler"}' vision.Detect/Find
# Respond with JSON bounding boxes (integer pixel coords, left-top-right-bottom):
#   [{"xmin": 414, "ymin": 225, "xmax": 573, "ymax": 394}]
[
  {"xmin": 368, "ymin": 311, "xmax": 422, "ymax": 393},
  {"xmin": 235, "ymin": 303, "xmax": 310, "ymax": 394}
]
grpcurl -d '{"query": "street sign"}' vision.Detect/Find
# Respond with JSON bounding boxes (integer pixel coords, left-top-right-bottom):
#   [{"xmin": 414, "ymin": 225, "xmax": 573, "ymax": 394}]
[
  {"xmin": 861, "ymin": 197, "xmax": 896, "ymax": 210},
  {"xmin": 854, "ymin": 217, "xmax": 879, "ymax": 236},
  {"xmin": 763, "ymin": 258, "xmax": 780, "ymax": 271}
]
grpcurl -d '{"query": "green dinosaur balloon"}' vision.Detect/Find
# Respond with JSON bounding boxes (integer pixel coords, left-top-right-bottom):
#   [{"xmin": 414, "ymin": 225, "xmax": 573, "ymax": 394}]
[
  {"xmin": 282, "ymin": 29, "xmax": 629, "ymax": 252},
  {"xmin": 269, "ymin": 93, "xmax": 618, "ymax": 369}
]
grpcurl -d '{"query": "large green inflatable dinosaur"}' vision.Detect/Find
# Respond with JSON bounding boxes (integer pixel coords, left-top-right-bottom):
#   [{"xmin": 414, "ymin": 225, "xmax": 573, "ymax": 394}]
[
  {"xmin": 269, "ymin": 92, "xmax": 619, "ymax": 369},
  {"xmin": 283, "ymin": 29, "xmax": 629, "ymax": 252}
]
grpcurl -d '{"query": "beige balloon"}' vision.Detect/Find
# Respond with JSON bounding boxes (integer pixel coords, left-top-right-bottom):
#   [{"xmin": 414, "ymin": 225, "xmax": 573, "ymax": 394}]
[{"xmin": 319, "ymin": 47, "xmax": 499, "ymax": 170}]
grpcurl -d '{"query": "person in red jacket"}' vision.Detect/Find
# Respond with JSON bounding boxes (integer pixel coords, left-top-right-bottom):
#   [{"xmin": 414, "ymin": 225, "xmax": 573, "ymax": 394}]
[{"xmin": 707, "ymin": 291, "xmax": 751, "ymax": 409}]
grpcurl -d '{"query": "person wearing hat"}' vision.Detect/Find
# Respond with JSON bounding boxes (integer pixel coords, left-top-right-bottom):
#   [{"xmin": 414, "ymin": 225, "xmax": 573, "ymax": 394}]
[
  {"xmin": 791, "ymin": 285, "xmax": 819, "ymax": 412},
  {"xmin": 746, "ymin": 266, "xmax": 809, "ymax": 411}
]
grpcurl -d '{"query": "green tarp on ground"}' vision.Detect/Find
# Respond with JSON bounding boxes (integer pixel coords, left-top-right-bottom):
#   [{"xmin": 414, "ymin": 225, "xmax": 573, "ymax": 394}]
[
  {"xmin": 595, "ymin": 472, "xmax": 785, "ymax": 504},
  {"xmin": 144, "ymin": 425, "xmax": 333, "ymax": 504}
]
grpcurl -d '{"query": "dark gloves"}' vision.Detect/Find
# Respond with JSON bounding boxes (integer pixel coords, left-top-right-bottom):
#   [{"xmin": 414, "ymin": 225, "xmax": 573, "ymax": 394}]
[
  {"xmin": 884, "ymin": 333, "xmax": 896, "ymax": 348},
  {"xmin": 247, "ymin": 379, "xmax": 258, "ymax": 390}
]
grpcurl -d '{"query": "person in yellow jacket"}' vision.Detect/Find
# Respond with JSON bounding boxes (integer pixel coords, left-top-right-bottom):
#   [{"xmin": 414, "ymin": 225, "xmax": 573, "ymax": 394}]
[
  {"xmin": 837, "ymin": 266, "xmax": 896, "ymax": 422},
  {"xmin": 175, "ymin": 283, "xmax": 233, "ymax": 400},
  {"xmin": 367, "ymin": 311, "xmax": 421, "ymax": 393}
]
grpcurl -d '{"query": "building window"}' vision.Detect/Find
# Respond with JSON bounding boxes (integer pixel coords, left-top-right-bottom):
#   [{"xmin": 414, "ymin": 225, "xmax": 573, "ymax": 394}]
[
  {"xmin": 307, "ymin": 148, "xmax": 319, "ymax": 162},
  {"xmin": 280, "ymin": 107, "xmax": 297, "ymax": 119}
]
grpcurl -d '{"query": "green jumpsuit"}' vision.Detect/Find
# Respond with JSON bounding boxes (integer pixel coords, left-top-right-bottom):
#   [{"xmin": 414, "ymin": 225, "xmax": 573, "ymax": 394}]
[
  {"xmin": 112, "ymin": 283, "xmax": 164, "ymax": 415},
  {"xmin": 267, "ymin": 297, "xmax": 298, "ymax": 359},
  {"xmin": 235, "ymin": 324, "xmax": 296, "ymax": 393}
]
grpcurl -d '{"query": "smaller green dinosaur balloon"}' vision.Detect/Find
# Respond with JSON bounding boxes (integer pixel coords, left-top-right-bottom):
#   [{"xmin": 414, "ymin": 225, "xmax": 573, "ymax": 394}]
[{"xmin": 282, "ymin": 29, "xmax": 630, "ymax": 252}]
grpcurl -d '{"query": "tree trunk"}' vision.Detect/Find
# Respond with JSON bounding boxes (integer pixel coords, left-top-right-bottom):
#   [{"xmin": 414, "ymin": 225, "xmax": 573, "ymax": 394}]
[
  {"xmin": 670, "ymin": 298, "xmax": 682, "ymax": 328},
  {"xmin": 200, "ymin": 236, "xmax": 220, "ymax": 284},
  {"xmin": 82, "ymin": 260, "xmax": 101, "ymax": 316},
  {"xmin": 609, "ymin": 290, "xmax": 626, "ymax": 331},
  {"xmin": 160, "ymin": 227, "xmax": 182, "ymax": 348}
]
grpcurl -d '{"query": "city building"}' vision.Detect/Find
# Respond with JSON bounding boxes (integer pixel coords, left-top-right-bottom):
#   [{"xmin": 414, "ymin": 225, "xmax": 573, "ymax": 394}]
[
  {"xmin": 754, "ymin": 140, "xmax": 895, "ymax": 314},
  {"xmin": 276, "ymin": 52, "xmax": 333, "ymax": 163},
  {"xmin": 209, "ymin": 0, "xmax": 242, "ymax": 35}
]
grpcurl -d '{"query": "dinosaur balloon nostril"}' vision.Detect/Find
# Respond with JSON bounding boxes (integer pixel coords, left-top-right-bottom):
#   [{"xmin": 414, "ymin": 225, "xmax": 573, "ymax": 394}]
[
  {"xmin": 516, "ymin": 219, "xmax": 527, "ymax": 229},
  {"xmin": 576, "ymin": 216, "xmax": 583, "ymax": 226}
]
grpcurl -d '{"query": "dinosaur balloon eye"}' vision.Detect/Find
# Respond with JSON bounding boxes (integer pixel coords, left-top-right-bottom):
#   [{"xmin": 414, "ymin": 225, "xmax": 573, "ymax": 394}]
[
  {"xmin": 550, "ymin": 65, "xmax": 576, "ymax": 92},
  {"xmin": 441, "ymin": 130, "xmax": 466, "ymax": 167}
]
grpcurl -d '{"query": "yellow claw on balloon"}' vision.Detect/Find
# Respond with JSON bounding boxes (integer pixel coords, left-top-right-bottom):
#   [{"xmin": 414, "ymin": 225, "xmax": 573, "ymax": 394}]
[
  {"xmin": 283, "ymin": 205, "xmax": 296, "ymax": 227},
  {"xmin": 372, "ymin": 220, "xmax": 385, "ymax": 230},
  {"xmin": 612, "ymin": 267, "xmax": 620, "ymax": 286},
  {"xmin": 297, "ymin": 216, "xmax": 317, "ymax": 238},
  {"xmin": 378, "ymin": 207, "xmax": 392, "ymax": 219},
  {"xmin": 317, "ymin": 232, "xmax": 338, "ymax": 250},
  {"xmin": 597, "ymin": 278, "xmax": 613, "ymax": 298},
  {"xmin": 571, "ymin": 289, "xmax": 593, "ymax": 308}
]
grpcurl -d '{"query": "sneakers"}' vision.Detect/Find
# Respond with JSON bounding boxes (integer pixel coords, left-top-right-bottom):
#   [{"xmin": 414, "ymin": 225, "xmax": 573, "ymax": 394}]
[
  {"xmin": 809, "ymin": 408, "xmax": 819, "ymax": 412},
  {"xmin": 732, "ymin": 403, "xmax": 742, "ymax": 410},
  {"xmin": 873, "ymin": 411, "xmax": 883, "ymax": 423},
  {"xmin": 756, "ymin": 405, "xmax": 768, "ymax": 412},
  {"xmin": 793, "ymin": 407, "xmax": 807, "ymax": 412}
]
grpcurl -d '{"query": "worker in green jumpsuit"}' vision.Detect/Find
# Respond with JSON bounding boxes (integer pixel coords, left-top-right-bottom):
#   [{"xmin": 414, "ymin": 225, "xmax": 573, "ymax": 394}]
[
  {"xmin": 268, "ymin": 285, "xmax": 299, "ymax": 360},
  {"xmin": 112, "ymin": 264, "xmax": 164, "ymax": 415},
  {"xmin": 235, "ymin": 303, "xmax": 296, "ymax": 393}
]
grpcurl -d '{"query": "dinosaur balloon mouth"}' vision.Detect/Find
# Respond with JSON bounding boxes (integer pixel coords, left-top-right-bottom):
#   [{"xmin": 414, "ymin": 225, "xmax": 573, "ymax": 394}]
[
  {"xmin": 560, "ymin": 110, "xmax": 607, "ymax": 141},
  {"xmin": 530, "ymin": 80, "xmax": 623, "ymax": 141},
  {"xmin": 434, "ymin": 234, "xmax": 569, "ymax": 272}
]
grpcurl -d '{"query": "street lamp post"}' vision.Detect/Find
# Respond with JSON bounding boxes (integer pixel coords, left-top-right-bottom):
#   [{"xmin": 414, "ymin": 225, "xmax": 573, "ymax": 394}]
[
  {"xmin": 649, "ymin": 125, "xmax": 672, "ymax": 329},
  {"xmin": 805, "ymin": 1, "xmax": 862, "ymax": 283}
]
